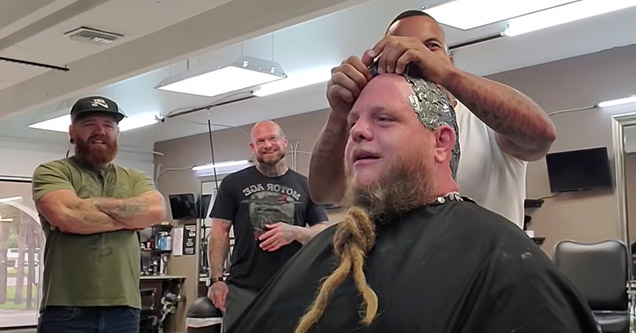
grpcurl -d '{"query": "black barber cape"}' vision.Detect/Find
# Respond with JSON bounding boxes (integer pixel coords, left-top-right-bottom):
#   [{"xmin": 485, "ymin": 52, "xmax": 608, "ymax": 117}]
[{"xmin": 228, "ymin": 200, "xmax": 598, "ymax": 333}]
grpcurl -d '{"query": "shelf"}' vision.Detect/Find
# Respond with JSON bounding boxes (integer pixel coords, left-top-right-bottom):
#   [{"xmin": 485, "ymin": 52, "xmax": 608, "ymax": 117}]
[
  {"xmin": 140, "ymin": 275, "xmax": 186, "ymax": 280},
  {"xmin": 141, "ymin": 249, "xmax": 172, "ymax": 253}
]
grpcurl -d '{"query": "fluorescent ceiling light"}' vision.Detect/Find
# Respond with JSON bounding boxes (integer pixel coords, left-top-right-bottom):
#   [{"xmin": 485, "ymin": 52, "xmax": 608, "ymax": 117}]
[
  {"xmin": 0, "ymin": 196, "xmax": 22, "ymax": 203},
  {"xmin": 156, "ymin": 56, "xmax": 286, "ymax": 97},
  {"xmin": 28, "ymin": 112, "xmax": 161, "ymax": 133},
  {"xmin": 504, "ymin": 0, "xmax": 636, "ymax": 36},
  {"xmin": 253, "ymin": 65, "xmax": 333, "ymax": 97},
  {"xmin": 0, "ymin": 216, "xmax": 13, "ymax": 222},
  {"xmin": 597, "ymin": 95, "xmax": 636, "ymax": 108},
  {"xmin": 424, "ymin": 0, "xmax": 574, "ymax": 30},
  {"xmin": 193, "ymin": 160, "xmax": 252, "ymax": 176}
]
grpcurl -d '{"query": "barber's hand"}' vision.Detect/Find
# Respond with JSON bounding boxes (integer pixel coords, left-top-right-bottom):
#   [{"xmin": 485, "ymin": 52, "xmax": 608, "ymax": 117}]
[
  {"xmin": 327, "ymin": 56, "xmax": 374, "ymax": 118},
  {"xmin": 258, "ymin": 222, "xmax": 297, "ymax": 252},
  {"xmin": 362, "ymin": 36, "xmax": 455, "ymax": 86},
  {"xmin": 207, "ymin": 281, "xmax": 228, "ymax": 312}
]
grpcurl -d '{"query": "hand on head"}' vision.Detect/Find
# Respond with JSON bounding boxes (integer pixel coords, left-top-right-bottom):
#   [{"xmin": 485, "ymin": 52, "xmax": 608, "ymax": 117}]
[
  {"xmin": 361, "ymin": 35, "xmax": 454, "ymax": 85},
  {"xmin": 327, "ymin": 11, "xmax": 456, "ymax": 120}
]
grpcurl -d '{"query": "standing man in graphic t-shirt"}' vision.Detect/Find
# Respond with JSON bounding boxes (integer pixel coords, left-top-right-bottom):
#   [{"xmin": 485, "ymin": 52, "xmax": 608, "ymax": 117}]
[
  {"xmin": 206, "ymin": 120, "xmax": 329, "ymax": 330},
  {"xmin": 32, "ymin": 96, "xmax": 166, "ymax": 333}
]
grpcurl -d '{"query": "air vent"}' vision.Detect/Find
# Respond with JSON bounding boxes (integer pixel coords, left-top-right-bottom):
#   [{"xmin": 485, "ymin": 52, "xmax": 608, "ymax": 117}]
[{"xmin": 64, "ymin": 26, "xmax": 123, "ymax": 45}]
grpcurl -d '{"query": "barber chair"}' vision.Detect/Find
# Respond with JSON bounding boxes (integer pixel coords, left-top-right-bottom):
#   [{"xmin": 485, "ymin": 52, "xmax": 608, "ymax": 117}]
[{"xmin": 554, "ymin": 240, "xmax": 630, "ymax": 333}]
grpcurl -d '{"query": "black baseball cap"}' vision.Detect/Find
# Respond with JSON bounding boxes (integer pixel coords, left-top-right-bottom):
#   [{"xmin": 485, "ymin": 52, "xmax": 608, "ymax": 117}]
[{"xmin": 70, "ymin": 96, "xmax": 126, "ymax": 123}]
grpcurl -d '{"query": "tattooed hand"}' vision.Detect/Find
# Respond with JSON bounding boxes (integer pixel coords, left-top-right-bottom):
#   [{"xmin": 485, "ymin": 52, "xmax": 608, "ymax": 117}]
[{"xmin": 258, "ymin": 222, "xmax": 298, "ymax": 252}]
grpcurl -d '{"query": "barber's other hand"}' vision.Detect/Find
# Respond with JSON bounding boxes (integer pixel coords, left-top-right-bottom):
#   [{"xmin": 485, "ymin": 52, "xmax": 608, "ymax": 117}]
[
  {"xmin": 327, "ymin": 56, "xmax": 373, "ymax": 118},
  {"xmin": 207, "ymin": 281, "xmax": 228, "ymax": 312},
  {"xmin": 362, "ymin": 35, "xmax": 455, "ymax": 86},
  {"xmin": 258, "ymin": 222, "xmax": 296, "ymax": 252}
]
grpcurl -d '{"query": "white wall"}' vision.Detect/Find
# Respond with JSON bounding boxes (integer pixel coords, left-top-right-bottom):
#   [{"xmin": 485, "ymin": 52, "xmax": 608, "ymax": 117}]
[
  {"xmin": 0, "ymin": 140, "xmax": 155, "ymax": 179},
  {"xmin": 487, "ymin": 43, "xmax": 636, "ymax": 257}
]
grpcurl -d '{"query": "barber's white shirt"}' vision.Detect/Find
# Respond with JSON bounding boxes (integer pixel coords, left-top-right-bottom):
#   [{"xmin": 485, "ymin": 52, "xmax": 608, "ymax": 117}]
[{"xmin": 455, "ymin": 101, "xmax": 527, "ymax": 228}]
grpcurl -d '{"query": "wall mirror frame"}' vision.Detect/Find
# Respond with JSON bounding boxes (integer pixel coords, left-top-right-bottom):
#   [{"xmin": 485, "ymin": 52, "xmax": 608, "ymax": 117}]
[{"xmin": 612, "ymin": 112, "xmax": 636, "ymax": 279}]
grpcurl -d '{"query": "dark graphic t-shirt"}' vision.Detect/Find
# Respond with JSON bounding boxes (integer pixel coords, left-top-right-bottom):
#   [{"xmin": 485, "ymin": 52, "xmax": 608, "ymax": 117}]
[
  {"xmin": 210, "ymin": 166, "xmax": 328, "ymax": 291},
  {"xmin": 228, "ymin": 201, "xmax": 599, "ymax": 333}
]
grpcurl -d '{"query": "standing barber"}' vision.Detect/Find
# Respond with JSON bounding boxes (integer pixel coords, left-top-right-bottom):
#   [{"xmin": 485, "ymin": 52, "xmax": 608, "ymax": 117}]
[
  {"xmin": 309, "ymin": 10, "xmax": 556, "ymax": 226},
  {"xmin": 32, "ymin": 96, "xmax": 166, "ymax": 333}
]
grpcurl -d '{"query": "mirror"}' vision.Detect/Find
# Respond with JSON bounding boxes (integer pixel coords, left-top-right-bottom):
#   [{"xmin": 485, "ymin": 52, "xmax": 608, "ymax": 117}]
[{"xmin": 612, "ymin": 113, "xmax": 636, "ymax": 279}]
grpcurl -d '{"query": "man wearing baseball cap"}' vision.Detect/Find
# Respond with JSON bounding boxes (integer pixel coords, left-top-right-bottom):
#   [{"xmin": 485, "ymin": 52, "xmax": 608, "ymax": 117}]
[{"xmin": 32, "ymin": 96, "xmax": 166, "ymax": 332}]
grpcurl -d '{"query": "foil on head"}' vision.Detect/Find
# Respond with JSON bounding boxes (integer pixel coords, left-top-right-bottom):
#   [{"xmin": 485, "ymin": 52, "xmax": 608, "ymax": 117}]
[{"xmin": 369, "ymin": 61, "xmax": 460, "ymax": 179}]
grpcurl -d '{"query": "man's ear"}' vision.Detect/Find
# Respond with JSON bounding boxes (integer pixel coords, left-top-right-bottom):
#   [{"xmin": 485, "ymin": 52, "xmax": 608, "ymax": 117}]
[
  {"xmin": 68, "ymin": 124, "xmax": 75, "ymax": 144},
  {"xmin": 433, "ymin": 125, "xmax": 456, "ymax": 164}
]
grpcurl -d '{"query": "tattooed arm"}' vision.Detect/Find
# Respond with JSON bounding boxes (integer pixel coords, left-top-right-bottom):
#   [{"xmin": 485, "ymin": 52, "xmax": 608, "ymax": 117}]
[
  {"xmin": 36, "ymin": 190, "xmax": 124, "ymax": 234},
  {"xmin": 208, "ymin": 218, "xmax": 232, "ymax": 279},
  {"xmin": 365, "ymin": 36, "xmax": 556, "ymax": 162},
  {"xmin": 443, "ymin": 70, "xmax": 556, "ymax": 161},
  {"xmin": 92, "ymin": 190, "xmax": 165, "ymax": 229},
  {"xmin": 207, "ymin": 218, "xmax": 232, "ymax": 311}
]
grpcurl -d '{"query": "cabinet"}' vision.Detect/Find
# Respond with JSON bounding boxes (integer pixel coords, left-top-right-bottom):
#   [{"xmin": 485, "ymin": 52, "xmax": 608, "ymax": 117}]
[{"xmin": 139, "ymin": 222, "xmax": 173, "ymax": 276}]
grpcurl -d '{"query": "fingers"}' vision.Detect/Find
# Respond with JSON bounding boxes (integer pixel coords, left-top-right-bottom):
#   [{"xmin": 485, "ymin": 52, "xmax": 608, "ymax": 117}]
[
  {"xmin": 361, "ymin": 49, "xmax": 376, "ymax": 66},
  {"xmin": 382, "ymin": 41, "xmax": 408, "ymax": 74},
  {"xmin": 209, "ymin": 285, "xmax": 228, "ymax": 311},
  {"xmin": 265, "ymin": 243, "xmax": 282, "ymax": 252},
  {"xmin": 334, "ymin": 61, "xmax": 369, "ymax": 91},
  {"xmin": 365, "ymin": 36, "xmax": 430, "ymax": 75},
  {"xmin": 259, "ymin": 235, "xmax": 278, "ymax": 251},
  {"xmin": 258, "ymin": 228, "xmax": 276, "ymax": 241},
  {"xmin": 395, "ymin": 50, "xmax": 419, "ymax": 75},
  {"xmin": 344, "ymin": 56, "xmax": 373, "ymax": 82},
  {"xmin": 219, "ymin": 289, "xmax": 227, "ymax": 312},
  {"xmin": 363, "ymin": 38, "xmax": 386, "ymax": 66},
  {"xmin": 217, "ymin": 295, "xmax": 226, "ymax": 312},
  {"xmin": 327, "ymin": 84, "xmax": 355, "ymax": 104}
]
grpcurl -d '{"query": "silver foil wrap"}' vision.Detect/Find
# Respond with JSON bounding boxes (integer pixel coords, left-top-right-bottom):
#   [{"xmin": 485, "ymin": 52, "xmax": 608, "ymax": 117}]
[{"xmin": 369, "ymin": 62, "xmax": 460, "ymax": 179}]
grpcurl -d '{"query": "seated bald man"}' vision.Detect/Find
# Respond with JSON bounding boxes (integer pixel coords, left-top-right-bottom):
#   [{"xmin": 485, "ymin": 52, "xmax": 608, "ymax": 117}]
[{"xmin": 227, "ymin": 67, "xmax": 598, "ymax": 333}]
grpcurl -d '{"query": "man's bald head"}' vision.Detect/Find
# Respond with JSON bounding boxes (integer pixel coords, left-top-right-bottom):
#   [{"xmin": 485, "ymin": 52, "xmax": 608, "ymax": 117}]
[{"xmin": 251, "ymin": 120, "xmax": 284, "ymax": 140}]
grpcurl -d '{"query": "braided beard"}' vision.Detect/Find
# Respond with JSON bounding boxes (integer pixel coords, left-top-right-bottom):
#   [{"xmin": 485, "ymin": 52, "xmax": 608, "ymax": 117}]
[{"xmin": 295, "ymin": 149, "xmax": 434, "ymax": 333}]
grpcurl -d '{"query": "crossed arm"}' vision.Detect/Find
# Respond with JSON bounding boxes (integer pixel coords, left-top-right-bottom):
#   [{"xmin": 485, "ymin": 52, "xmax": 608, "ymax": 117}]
[{"xmin": 36, "ymin": 189, "xmax": 166, "ymax": 235}]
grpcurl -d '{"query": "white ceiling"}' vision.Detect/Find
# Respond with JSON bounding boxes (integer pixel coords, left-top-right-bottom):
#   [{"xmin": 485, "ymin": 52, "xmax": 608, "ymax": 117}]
[{"xmin": 1, "ymin": 0, "xmax": 636, "ymax": 155}]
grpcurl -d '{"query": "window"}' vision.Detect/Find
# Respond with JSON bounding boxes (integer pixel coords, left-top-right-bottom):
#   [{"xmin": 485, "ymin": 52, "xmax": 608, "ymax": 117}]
[{"xmin": 0, "ymin": 178, "xmax": 44, "ymax": 328}]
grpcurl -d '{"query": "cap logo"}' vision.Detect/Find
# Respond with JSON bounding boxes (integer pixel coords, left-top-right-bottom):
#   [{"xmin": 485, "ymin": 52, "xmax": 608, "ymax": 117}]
[{"xmin": 90, "ymin": 98, "xmax": 109, "ymax": 108}]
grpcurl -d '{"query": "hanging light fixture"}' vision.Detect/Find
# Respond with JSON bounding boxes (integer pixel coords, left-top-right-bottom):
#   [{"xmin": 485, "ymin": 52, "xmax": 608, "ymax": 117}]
[{"xmin": 156, "ymin": 55, "xmax": 286, "ymax": 98}]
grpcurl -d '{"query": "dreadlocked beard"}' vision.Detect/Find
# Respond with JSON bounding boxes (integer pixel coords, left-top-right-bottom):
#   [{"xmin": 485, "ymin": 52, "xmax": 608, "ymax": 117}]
[{"xmin": 295, "ymin": 150, "xmax": 435, "ymax": 333}]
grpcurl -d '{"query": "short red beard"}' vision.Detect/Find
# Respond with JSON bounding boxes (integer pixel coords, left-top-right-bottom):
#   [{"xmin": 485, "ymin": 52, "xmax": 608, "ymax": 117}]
[{"xmin": 74, "ymin": 135, "xmax": 118, "ymax": 167}]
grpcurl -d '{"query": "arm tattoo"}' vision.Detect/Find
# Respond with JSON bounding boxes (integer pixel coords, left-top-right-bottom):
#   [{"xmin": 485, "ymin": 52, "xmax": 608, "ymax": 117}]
[
  {"xmin": 446, "ymin": 71, "xmax": 555, "ymax": 159},
  {"xmin": 308, "ymin": 114, "xmax": 349, "ymax": 203},
  {"xmin": 209, "ymin": 219, "xmax": 231, "ymax": 277},
  {"xmin": 93, "ymin": 196, "xmax": 150, "ymax": 223}
]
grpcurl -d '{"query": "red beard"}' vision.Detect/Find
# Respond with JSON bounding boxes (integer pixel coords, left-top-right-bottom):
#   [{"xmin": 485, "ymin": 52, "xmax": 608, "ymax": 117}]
[{"xmin": 74, "ymin": 135, "xmax": 118, "ymax": 167}]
